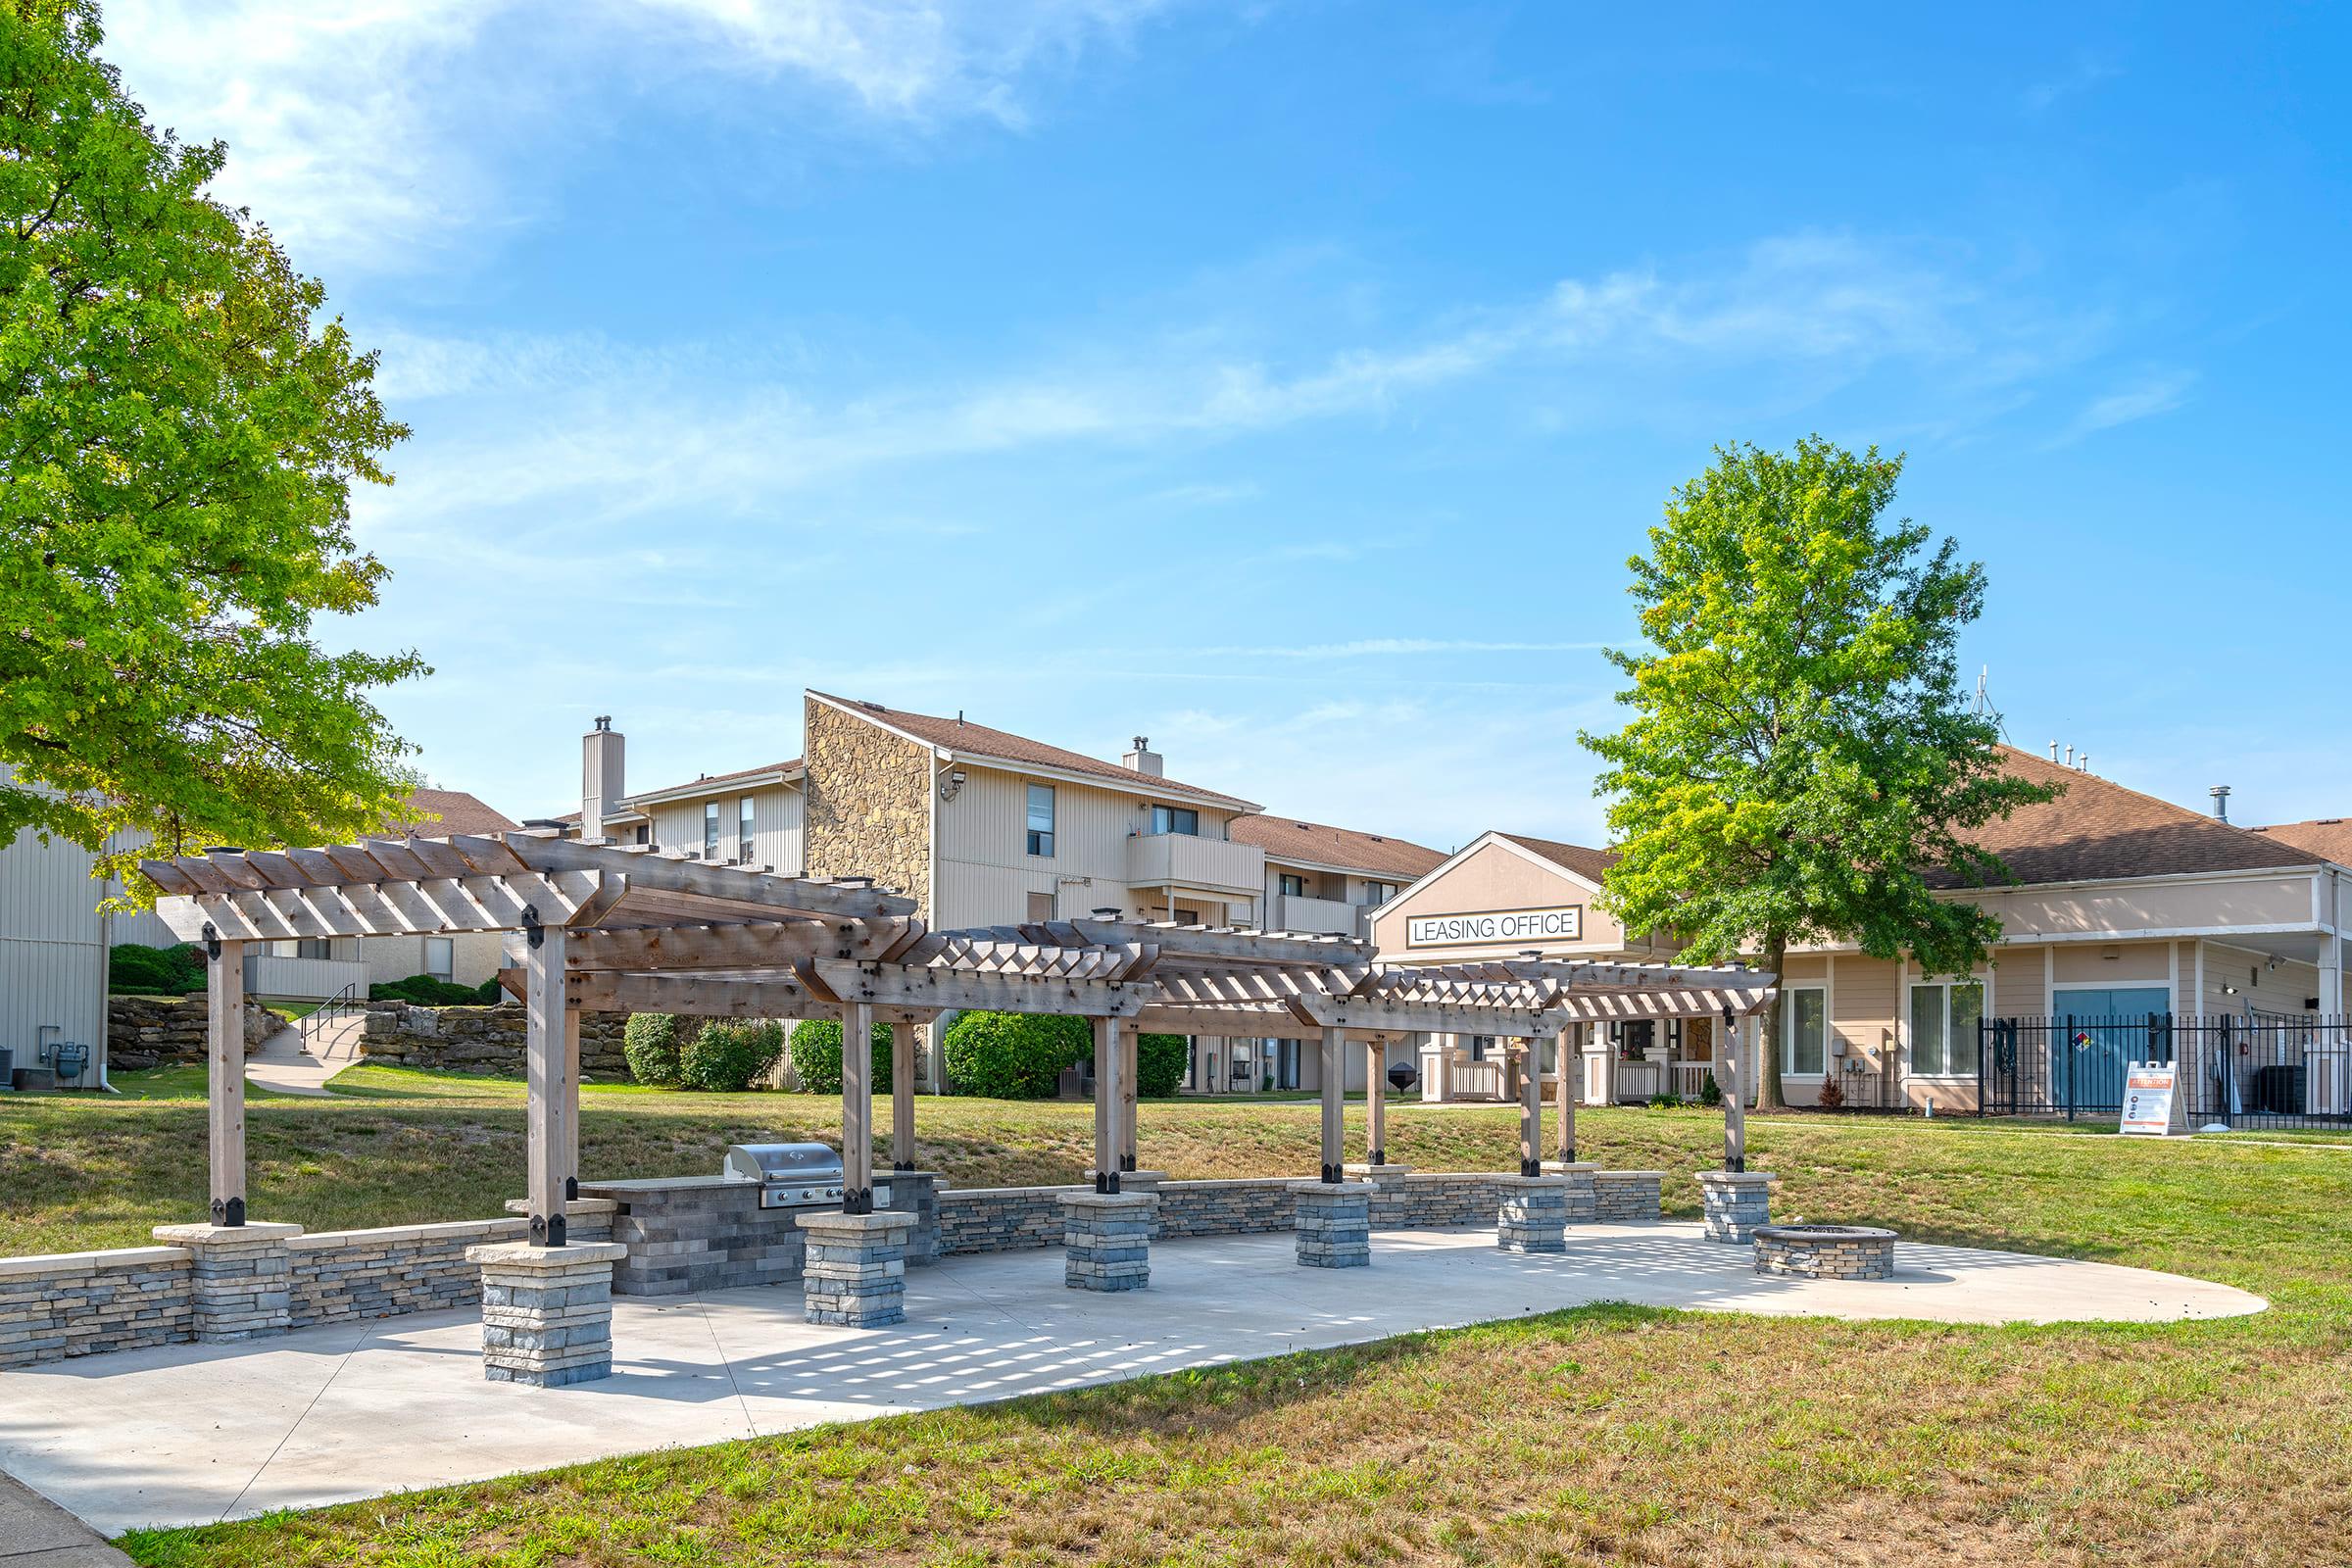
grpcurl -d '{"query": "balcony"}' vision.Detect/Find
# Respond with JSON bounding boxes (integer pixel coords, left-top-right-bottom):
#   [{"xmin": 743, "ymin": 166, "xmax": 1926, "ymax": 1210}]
[
  {"xmin": 1269, "ymin": 893, "xmax": 1370, "ymax": 939},
  {"xmin": 1125, "ymin": 831, "xmax": 1264, "ymax": 899}
]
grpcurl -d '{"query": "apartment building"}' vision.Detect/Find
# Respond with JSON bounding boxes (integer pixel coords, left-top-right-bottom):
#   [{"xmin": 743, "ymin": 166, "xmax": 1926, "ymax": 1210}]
[
  {"xmin": 559, "ymin": 692, "xmax": 1447, "ymax": 1092},
  {"xmin": 1371, "ymin": 749, "xmax": 2351, "ymax": 1116}
]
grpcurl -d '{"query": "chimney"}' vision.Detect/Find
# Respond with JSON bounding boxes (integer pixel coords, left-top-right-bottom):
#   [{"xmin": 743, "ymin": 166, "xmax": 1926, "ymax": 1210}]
[
  {"xmin": 1121, "ymin": 736, "xmax": 1163, "ymax": 777},
  {"xmin": 582, "ymin": 716, "xmax": 625, "ymax": 842},
  {"xmin": 2210, "ymin": 785, "xmax": 2231, "ymax": 823}
]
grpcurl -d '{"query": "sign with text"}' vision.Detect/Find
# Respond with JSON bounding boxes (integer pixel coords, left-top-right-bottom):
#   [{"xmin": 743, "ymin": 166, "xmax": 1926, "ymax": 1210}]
[
  {"xmin": 1405, "ymin": 905, "xmax": 1584, "ymax": 949},
  {"xmin": 2119, "ymin": 1060, "xmax": 2182, "ymax": 1138}
]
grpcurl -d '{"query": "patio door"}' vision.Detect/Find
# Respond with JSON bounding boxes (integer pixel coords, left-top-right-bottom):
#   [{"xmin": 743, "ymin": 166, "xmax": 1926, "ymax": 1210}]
[{"xmin": 2052, "ymin": 987, "xmax": 2171, "ymax": 1110}]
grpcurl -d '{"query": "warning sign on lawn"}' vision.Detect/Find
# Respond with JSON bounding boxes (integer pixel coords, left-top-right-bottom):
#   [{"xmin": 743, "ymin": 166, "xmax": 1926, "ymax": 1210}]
[{"xmin": 2120, "ymin": 1060, "xmax": 2182, "ymax": 1138}]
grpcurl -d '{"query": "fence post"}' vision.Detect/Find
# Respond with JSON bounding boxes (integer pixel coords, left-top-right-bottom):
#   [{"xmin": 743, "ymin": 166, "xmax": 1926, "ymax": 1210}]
[
  {"xmin": 2064, "ymin": 1014, "xmax": 2076, "ymax": 1123},
  {"xmin": 1977, "ymin": 1014, "xmax": 1986, "ymax": 1117}
]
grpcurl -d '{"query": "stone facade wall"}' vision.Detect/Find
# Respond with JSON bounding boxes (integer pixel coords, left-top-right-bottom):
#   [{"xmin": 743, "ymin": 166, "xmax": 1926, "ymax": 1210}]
[
  {"xmin": 943, "ymin": 1172, "xmax": 1551, "ymax": 1253},
  {"xmin": 0, "ymin": 1248, "xmax": 193, "ymax": 1368},
  {"xmin": 291, "ymin": 1218, "xmax": 551, "ymax": 1326},
  {"xmin": 938, "ymin": 1186, "xmax": 1068, "ymax": 1253},
  {"xmin": 802, "ymin": 696, "xmax": 931, "ymax": 915},
  {"xmin": 106, "ymin": 995, "xmax": 280, "ymax": 1071},
  {"xmin": 580, "ymin": 1175, "xmax": 937, "ymax": 1297},
  {"xmin": 1592, "ymin": 1171, "xmax": 1664, "ymax": 1222},
  {"xmin": 356, "ymin": 1004, "xmax": 631, "ymax": 1079}
]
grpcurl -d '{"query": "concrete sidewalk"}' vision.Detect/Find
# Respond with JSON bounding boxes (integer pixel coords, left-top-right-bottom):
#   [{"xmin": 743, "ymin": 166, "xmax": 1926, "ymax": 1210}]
[
  {"xmin": 0, "ymin": 1222, "xmax": 2263, "ymax": 1540},
  {"xmin": 0, "ymin": 1472, "xmax": 128, "ymax": 1566},
  {"xmin": 243, "ymin": 1013, "xmax": 364, "ymax": 1099}
]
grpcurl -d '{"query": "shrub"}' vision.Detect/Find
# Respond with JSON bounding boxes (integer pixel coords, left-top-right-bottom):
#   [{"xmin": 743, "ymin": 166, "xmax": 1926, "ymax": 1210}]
[
  {"xmin": 1697, "ymin": 1072, "xmax": 1722, "ymax": 1106},
  {"xmin": 680, "ymin": 1019, "xmax": 784, "ymax": 1093},
  {"xmin": 368, "ymin": 973, "xmax": 500, "ymax": 1006},
  {"xmin": 942, "ymin": 1011, "xmax": 1090, "ymax": 1100},
  {"xmin": 622, "ymin": 1012, "xmax": 686, "ymax": 1086},
  {"xmin": 1137, "ymin": 1032, "xmax": 1188, "ymax": 1098},
  {"xmin": 1816, "ymin": 1076, "xmax": 1845, "ymax": 1110},
  {"xmin": 110, "ymin": 941, "xmax": 205, "ymax": 996},
  {"xmin": 787, "ymin": 1018, "xmax": 893, "ymax": 1096},
  {"xmin": 1647, "ymin": 1092, "xmax": 1681, "ymax": 1109}
]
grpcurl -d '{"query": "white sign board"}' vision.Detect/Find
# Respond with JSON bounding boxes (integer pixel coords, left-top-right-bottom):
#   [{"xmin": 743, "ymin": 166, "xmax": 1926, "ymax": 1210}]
[
  {"xmin": 1405, "ymin": 905, "xmax": 1583, "ymax": 949},
  {"xmin": 2119, "ymin": 1060, "xmax": 2182, "ymax": 1138}
]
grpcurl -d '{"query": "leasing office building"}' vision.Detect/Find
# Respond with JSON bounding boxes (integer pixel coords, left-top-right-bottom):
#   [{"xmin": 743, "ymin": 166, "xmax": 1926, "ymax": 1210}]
[
  {"xmin": 562, "ymin": 691, "xmax": 1447, "ymax": 1091},
  {"xmin": 1371, "ymin": 747, "xmax": 2349, "ymax": 1117}
]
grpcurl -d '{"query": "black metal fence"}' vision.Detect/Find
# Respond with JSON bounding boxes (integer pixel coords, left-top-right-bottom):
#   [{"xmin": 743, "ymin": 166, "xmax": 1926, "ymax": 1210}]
[{"xmin": 1979, "ymin": 1012, "xmax": 2351, "ymax": 1130}]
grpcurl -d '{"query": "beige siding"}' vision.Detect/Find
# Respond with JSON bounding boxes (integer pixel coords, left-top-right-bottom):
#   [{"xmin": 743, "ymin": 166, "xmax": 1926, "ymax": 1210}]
[
  {"xmin": 2201, "ymin": 942, "xmax": 2321, "ymax": 1017},
  {"xmin": 631, "ymin": 783, "xmax": 802, "ymax": 870},
  {"xmin": 0, "ymin": 766, "xmax": 111, "ymax": 1084},
  {"xmin": 1368, "ymin": 838, "xmax": 1667, "ymax": 962},
  {"xmin": 1968, "ymin": 870, "xmax": 2318, "ymax": 941}
]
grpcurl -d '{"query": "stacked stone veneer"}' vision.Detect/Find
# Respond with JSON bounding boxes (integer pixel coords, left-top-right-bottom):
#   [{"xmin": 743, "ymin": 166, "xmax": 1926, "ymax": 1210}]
[
  {"xmin": 1061, "ymin": 1192, "xmax": 1156, "ymax": 1291},
  {"xmin": 799, "ymin": 1211, "xmax": 913, "ymax": 1327},
  {"xmin": 1293, "ymin": 1181, "xmax": 1372, "ymax": 1268},
  {"xmin": 1592, "ymin": 1170, "xmax": 1664, "ymax": 1222},
  {"xmin": 291, "ymin": 1206, "xmax": 612, "ymax": 1327},
  {"xmin": 153, "ymin": 1222, "xmax": 299, "ymax": 1342},
  {"xmin": 802, "ymin": 695, "xmax": 931, "ymax": 912},
  {"xmin": 0, "ymin": 1249, "xmax": 192, "ymax": 1367},
  {"xmin": 1752, "ymin": 1225, "xmax": 1897, "ymax": 1281},
  {"xmin": 104, "ymin": 995, "xmax": 278, "ymax": 1071},
  {"xmin": 470, "ymin": 1242, "xmax": 625, "ymax": 1387},
  {"xmin": 356, "ymin": 1004, "xmax": 630, "ymax": 1079},
  {"xmin": 579, "ymin": 1174, "xmax": 936, "ymax": 1298},
  {"xmin": 1696, "ymin": 1171, "xmax": 1778, "ymax": 1243},
  {"xmin": 1496, "ymin": 1176, "xmax": 1574, "ymax": 1254}
]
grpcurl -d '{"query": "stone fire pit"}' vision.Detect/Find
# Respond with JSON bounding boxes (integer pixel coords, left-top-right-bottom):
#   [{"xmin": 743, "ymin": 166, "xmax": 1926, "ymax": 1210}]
[{"xmin": 1751, "ymin": 1223, "xmax": 1897, "ymax": 1281}]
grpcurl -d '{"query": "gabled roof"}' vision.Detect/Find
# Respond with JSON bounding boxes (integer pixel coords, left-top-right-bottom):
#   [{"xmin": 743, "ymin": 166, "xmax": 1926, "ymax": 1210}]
[
  {"xmin": 2245, "ymin": 817, "xmax": 2352, "ymax": 870},
  {"xmin": 622, "ymin": 759, "xmax": 802, "ymax": 808},
  {"xmin": 1228, "ymin": 815, "xmax": 1446, "ymax": 880},
  {"xmin": 382, "ymin": 789, "xmax": 519, "ymax": 840},
  {"xmin": 1936, "ymin": 748, "xmax": 2322, "ymax": 886},
  {"xmin": 812, "ymin": 692, "xmax": 1260, "ymax": 810},
  {"xmin": 1497, "ymin": 833, "xmax": 1619, "ymax": 886}
]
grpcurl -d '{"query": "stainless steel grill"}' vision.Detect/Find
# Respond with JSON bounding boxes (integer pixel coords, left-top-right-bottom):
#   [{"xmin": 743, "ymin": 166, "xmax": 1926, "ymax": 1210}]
[{"xmin": 722, "ymin": 1143, "xmax": 847, "ymax": 1209}]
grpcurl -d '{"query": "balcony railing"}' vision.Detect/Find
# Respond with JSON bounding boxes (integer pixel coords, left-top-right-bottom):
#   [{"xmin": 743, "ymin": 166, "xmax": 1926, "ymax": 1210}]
[
  {"xmin": 1126, "ymin": 832, "xmax": 1263, "ymax": 898},
  {"xmin": 1270, "ymin": 893, "xmax": 1369, "ymax": 939}
]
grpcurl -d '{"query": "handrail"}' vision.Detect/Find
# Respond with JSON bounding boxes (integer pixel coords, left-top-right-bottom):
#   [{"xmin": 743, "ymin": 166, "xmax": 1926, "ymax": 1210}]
[{"xmin": 303, "ymin": 981, "xmax": 364, "ymax": 1056}]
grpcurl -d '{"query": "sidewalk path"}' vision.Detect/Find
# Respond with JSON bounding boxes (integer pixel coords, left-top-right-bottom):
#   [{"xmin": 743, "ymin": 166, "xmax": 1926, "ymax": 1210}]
[
  {"xmin": 0, "ymin": 1471, "xmax": 129, "ymax": 1566},
  {"xmin": 242, "ymin": 1013, "xmax": 365, "ymax": 1099}
]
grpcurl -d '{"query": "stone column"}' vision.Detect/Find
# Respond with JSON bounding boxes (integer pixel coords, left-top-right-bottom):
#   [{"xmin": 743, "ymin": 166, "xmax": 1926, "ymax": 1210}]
[
  {"xmin": 1495, "ymin": 1174, "xmax": 1574, "ymax": 1254},
  {"xmin": 1538, "ymin": 1159, "xmax": 1598, "ymax": 1223},
  {"xmin": 1060, "ymin": 1190, "xmax": 1157, "ymax": 1291},
  {"xmin": 467, "ymin": 1240, "xmax": 626, "ymax": 1387},
  {"xmin": 153, "ymin": 1221, "xmax": 300, "ymax": 1343},
  {"xmin": 1695, "ymin": 1170, "xmax": 1778, "ymax": 1243},
  {"xmin": 798, "ymin": 1209, "xmax": 913, "ymax": 1327},
  {"xmin": 879, "ymin": 1169, "xmax": 941, "ymax": 1264},
  {"xmin": 1292, "ymin": 1180, "xmax": 1371, "ymax": 1268}
]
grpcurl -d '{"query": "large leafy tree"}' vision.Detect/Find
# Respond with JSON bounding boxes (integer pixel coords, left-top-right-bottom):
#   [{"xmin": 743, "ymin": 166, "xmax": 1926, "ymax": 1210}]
[
  {"xmin": 1, "ymin": 0, "xmax": 422, "ymax": 900},
  {"xmin": 1580, "ymin": 437, "xmax": 2055, "ymax": 1108}
]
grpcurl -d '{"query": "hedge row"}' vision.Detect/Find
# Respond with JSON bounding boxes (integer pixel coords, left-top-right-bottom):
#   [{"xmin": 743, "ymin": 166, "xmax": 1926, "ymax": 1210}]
[{"xmin": 942, "ymin": 1011, "xmax": 1186, "ymax": 1099}]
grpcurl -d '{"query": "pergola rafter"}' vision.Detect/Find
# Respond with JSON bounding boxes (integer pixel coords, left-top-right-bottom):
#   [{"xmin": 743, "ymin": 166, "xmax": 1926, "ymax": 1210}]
[{"xmin": 145, "ymin": 835, "xmax": 1775, "ymax": 1243}]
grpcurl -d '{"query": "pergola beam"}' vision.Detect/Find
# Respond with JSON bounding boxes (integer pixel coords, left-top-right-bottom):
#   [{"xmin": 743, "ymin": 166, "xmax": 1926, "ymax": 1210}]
[{"xmin": 811, "ymin": 959, "xmax": 1153, "ymax": 1019}]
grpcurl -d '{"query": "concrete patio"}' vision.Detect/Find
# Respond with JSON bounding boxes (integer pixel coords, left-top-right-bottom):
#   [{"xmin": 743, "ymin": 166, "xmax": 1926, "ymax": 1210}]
[{"xmin": 0, "ymin": 1222, "xmax": 2263, "ymax": 1538}]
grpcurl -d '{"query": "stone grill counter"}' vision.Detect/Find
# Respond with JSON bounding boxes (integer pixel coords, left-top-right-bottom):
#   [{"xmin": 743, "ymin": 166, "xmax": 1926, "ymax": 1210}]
[
  {"xmin": 580, "ymin": 1173, "xmax": 938, "ymax": 1297},
  {"xmin": 1752, "ymin": 1224, "xmax": 1897, "ymax": 1281}
]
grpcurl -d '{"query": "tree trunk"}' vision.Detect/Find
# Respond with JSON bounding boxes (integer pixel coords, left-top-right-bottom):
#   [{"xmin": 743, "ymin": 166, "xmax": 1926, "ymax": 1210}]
[{"xmin": 1755, "ymin": 931, "xmax": 1788, "ymax": 1111}]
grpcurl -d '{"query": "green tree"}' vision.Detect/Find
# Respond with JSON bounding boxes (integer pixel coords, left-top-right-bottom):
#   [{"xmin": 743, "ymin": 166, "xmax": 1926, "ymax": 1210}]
[
  {"xmin": 1, "ymin": 0, "xmax": 421, "ymax": 900},
  {"xmin": 1580, "ymin": 438, "xmax": 2056, "ymax": 1109}
]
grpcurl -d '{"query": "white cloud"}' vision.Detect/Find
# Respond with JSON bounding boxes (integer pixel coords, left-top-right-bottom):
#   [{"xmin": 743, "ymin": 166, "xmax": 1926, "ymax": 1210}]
[
  {"xmin": 2051, "ymin": 369, "xmax": 2195, "ymax": 445},
  {"xmin": 99, "ymin": 0, "xmax": 1179, "ymax": 271}
]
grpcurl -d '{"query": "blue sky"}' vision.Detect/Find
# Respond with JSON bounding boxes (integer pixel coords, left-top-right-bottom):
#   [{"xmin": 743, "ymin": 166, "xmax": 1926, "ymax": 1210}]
[{"xmin": 107, "ymin": 1, "xmax": 2348, "ymax": 849}]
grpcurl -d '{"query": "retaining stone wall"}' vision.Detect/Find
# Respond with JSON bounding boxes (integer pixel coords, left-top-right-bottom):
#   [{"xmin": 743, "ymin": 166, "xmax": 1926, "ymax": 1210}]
[
  {"xmin": 938, "ymin": 1186, "xmax": 1067, "ymax": 1254},
  {"xmin": 105, "ymin": 995, "xmax": 280, "ymax": 1071},
  {"xmin": 356, "ymin": 1004, "xmax": 631, "ymax": 1079},
  {"xmin": 0, "ymin": 1249, "xmax": 193, "ymax": 1368}
]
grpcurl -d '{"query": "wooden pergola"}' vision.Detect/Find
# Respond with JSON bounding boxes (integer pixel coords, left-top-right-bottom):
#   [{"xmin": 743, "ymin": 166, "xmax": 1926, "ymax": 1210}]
[{"xmin": 143, "ymin": 833, "xmax": 1779, "ymax": 1248}]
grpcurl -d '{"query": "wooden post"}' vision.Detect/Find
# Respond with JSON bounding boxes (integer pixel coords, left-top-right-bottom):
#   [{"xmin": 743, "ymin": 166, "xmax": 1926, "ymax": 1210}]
[
  {"xmin": 1718, "ymin": 1008, "xmax": 1748, "ymax": 1172},
  {"xmin": 1319, "ymin": 1026, "xmax": 1346, "ymax": 1183},
  {"xmin": 1555, "ymin": 1024, "xmax": 1577, "ymax": 1162},
  {"xmin": 1365, "ymin": 1037, "xmax": 1388, "ymax": 1165},
  {"xmin": 524, "ymin": 921, "xmax": 570, "ymax": 1245},
  {"xmin": 1119, "ymin": 1016, "xmax": 1140, "ymax": 1172},
  {"xmin": 1517, "ymin": 1036, "xmax": 1542, "ymax": 1176},
  {"xmin": 207, "ymin": 933, "xmax": 247, "ymax": 1226},
  {"xmin": 1093, "ymin": 1016, "xmax": 1122, "ymax": 1194},
  {"xmin": 842, "ymin": 1000, "xmax": 875, "ymax": 1211},
  {"xmin": 890, "ymin": 1021, "xmax": 916, "ymax": 1171},
  {"xmin": 562, "ymin": 1001, "xmax": 582, "ymax": 1199}
]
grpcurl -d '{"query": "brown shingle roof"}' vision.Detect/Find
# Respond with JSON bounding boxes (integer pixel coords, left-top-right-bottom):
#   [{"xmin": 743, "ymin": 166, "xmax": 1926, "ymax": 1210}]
[
  {"xmin": 1497, "ymin": 832, "xmax": 1619, "ymax": 886},
  {"xmin": 1935, "ymin": 748, "xmax": 2322, "ymax": 886},
  {"xmin": 1228, "ymin": 815, "xmax": 1446, "ymax": 880},
  {"xmin": 816, "ymin": 693, "xmax": 1257, "ymax": 809},
  {"xmin": 382, "ymin": 788, "xmax": 520, "ymax": 840},
  {"xmin": 2246, "ymin": 817, "xmax": 2352, "ymax": 869},
  {"xmin": 623, "ymin": 759, "xmax": 802, "ymax": 805}
]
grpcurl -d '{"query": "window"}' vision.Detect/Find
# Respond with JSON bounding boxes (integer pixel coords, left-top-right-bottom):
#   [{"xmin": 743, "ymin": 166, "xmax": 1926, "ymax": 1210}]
[
  {"xmin": 1175, "ymin": 907, "xmax": 1200, "ymax": 925},
  {"xmin": 1279, "ymin": 872, "xmax": 1308, "ymax": 898},
  {"xmin": 425, "ymin": 937, "xmax": 454, "ymax": 980},
  {"xmin": 1908, "ymin": 979, "xmax": 1984, "ymax": 1077},
  {"xmin": 1783, "ymin": 986, "xmax": 1828, "ymax": 1076},
  {"xmin": 1364, "ymin": 881, "xmax": 1396, "ymax": 906},
  {"xmin": 1150, "ymin": 805, "xmax": 1199, "ymax": 836},
  {"xmin": 1025, "ymin": 784, "xmax": 1055, "ymax": 857},
  {"xmin": 739, "ymin": 795, "xmax": 756, "ymax": 863},
  {"xmin": 633, "ymin": 824, "xmax": 650, "ymax": 846},
  {"xmin": 295, "ymin": 938, "xmax": 333, "ymax": 961},
  {"xmin": 703, "ymin": 801, "xmax": 720, "ymax": 859}
]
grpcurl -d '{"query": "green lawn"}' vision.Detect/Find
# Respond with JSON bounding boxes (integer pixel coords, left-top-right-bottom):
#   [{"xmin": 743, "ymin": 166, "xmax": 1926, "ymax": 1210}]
[{"xmin": 8, "ymin": 1073, "xmax": 2349, "ymax": 1565}]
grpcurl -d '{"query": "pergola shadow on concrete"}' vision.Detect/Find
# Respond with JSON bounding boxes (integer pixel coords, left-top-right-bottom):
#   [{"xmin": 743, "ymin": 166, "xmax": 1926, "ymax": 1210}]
[{"xmin": 143, "ymin": 833, "xmax": 1777, "ymax": 1387}]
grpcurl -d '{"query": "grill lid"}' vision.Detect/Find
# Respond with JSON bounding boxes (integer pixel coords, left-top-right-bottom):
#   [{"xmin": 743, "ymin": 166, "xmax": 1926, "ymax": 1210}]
[{"xmin": 723, "ymin": 1143, "xmax": 845, "ymax": 1183}]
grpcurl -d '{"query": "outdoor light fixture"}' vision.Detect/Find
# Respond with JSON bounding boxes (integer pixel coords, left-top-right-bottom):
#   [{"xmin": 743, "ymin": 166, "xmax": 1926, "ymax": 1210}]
[
  {"xmin": 937, "ymin": 767, "xmax": 965, "ymax": 803},
  {"xmin": 1091, "ymin": 906, "xmax": 1123, "ymax": 921}
]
